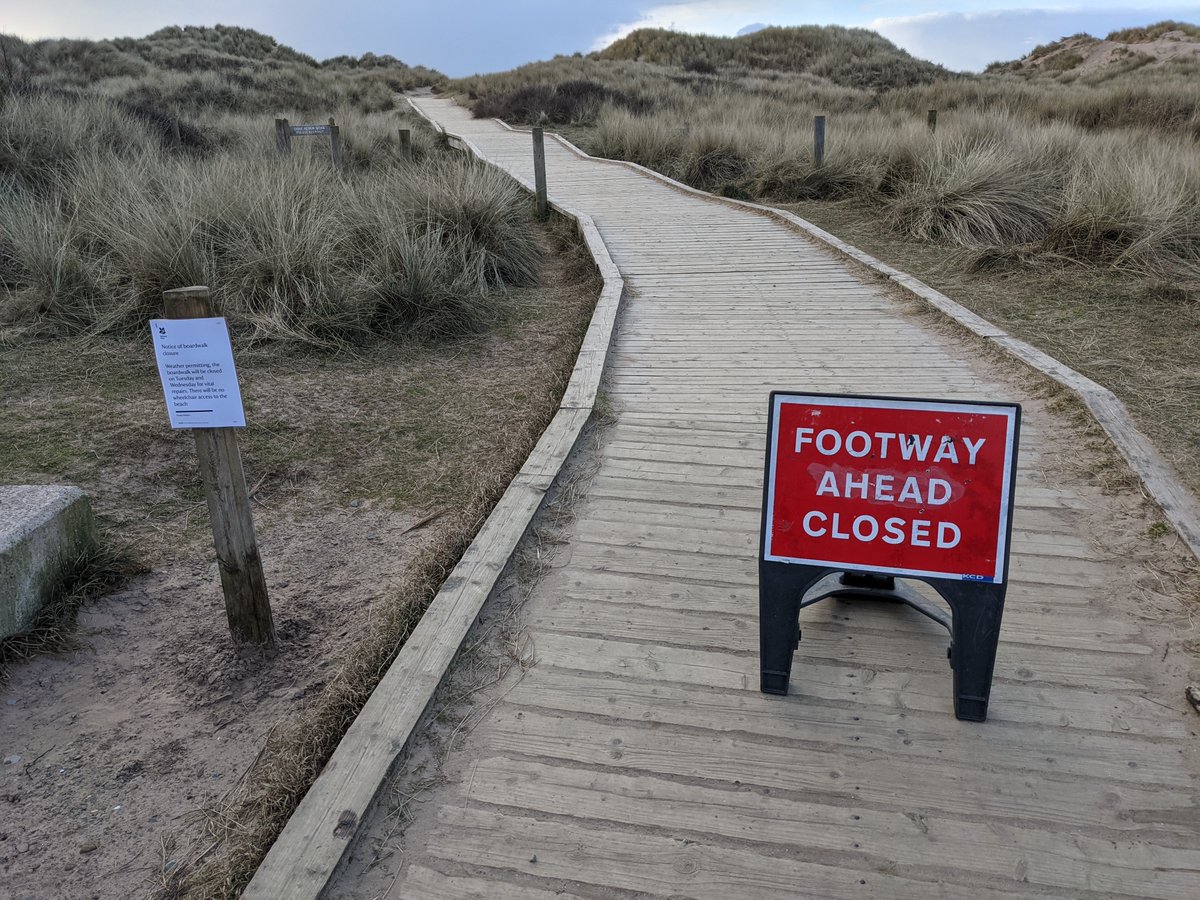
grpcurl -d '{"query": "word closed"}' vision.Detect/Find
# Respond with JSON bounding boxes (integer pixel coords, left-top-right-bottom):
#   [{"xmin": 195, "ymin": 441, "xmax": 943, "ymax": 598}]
[{"xmin": 764, "ymin": 393, "xmax": 1019, "ymax": 582}]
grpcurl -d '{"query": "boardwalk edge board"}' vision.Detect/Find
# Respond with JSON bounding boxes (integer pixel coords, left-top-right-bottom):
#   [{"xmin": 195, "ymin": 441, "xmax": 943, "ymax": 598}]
[
  {"xmin": 531, "ymin": 121, "xmax": 1200, "ymax": 563},
  {"xmin": 243, "ymin": 100, "xmax": 625, "ymax": 899}
]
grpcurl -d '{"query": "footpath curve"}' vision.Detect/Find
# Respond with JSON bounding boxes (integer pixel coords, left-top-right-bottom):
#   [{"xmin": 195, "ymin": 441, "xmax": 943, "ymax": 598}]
[{"xmin": 265, "ymin": 97, "xmax": 1200, "ymax": 898}]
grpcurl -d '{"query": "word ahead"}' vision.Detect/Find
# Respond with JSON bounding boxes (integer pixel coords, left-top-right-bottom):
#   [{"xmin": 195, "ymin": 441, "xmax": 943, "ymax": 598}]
[{"xmin": 764, "ymin": 393, "xmax": 1018, "ymax": 582}]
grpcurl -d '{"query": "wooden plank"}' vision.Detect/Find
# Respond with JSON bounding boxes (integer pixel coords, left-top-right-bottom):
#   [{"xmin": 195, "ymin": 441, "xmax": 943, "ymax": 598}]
[
  {"xmin": 462, "ymin": 757, "xmax": 1200, "ymax": 899},
  {"xmin": 425, "ymin": 805, "xmax": 1026, "ymax": 899},
  {"xmin": 526, "ymin": 599, "xmax": 1150, "ymax": 691},
  {"xmin": 394, "ymin": 864, "xmax": 591, "ymax": 900},
  {"xmin": 477, "ymin": 707, "xmax": 1197, "ymax": 832},
  {"xmin": 502, "ymin": 670, "xmax": 1186, "ymax": 786},
  {"xmin": 518, "ymin": 407, "xmax": 590, "ymax": 488},
  {"xmin": 528, "ymin": 630, "xmax": 1190, "ymax": 734}
]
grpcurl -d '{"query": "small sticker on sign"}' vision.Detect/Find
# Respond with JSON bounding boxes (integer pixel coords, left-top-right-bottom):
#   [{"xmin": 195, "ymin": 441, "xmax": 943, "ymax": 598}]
[{"xmin": 150, "ymin": 317, "xmax": 246, "ymax": 429}]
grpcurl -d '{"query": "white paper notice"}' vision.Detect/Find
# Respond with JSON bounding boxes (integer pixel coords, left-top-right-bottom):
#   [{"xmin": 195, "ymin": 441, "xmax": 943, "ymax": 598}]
[{"xmin": 150, "ymin": 317, "xmax": 247, "ymax": 429}]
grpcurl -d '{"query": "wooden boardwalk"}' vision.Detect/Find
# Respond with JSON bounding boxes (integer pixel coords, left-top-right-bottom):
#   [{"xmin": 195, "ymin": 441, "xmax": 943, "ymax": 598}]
[{"xmin": 330, "ymin": 98, "xmax": 1200, "ymax": 898}]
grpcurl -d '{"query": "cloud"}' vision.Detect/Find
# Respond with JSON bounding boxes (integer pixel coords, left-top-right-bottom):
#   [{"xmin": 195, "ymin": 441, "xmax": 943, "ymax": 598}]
[
  {"xmin": 870, "ymin": 6, "xmax": 1200, "ymax": 71},
  {"xmin": 590, "ymin": 1, "xmax": 811, "ymax": 51}
]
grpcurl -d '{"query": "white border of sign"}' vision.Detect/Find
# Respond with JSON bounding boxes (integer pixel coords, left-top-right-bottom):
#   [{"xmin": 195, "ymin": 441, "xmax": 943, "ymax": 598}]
[{"xmin": 764, "ymin": 393, "xmax": 1018, "ymax": 583}]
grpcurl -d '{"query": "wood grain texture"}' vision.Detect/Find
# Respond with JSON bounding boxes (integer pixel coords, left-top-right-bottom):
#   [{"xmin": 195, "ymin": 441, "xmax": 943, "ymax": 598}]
[{"xmin": 322, "ymin": 97, "xmax": 1200, "ymax": 899}]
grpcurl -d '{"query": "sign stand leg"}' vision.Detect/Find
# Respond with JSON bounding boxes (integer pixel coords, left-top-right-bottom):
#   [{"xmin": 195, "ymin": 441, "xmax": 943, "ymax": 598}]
[
  {"xmin": 759, "ymin": 562, "xmax": 1007, "ymax": 721},
  {"xmin": 759, "ymin": 563, "xmax": 827, "ymax": 694},
  {"xmin": 942, "ymin": 584, "xmax": 1007, "ymax": 722}
]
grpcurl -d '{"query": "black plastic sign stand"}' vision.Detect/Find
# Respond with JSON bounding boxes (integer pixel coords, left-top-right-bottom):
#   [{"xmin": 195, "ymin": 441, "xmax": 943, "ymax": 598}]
[{"xmin": 758, "ymin": 392, "xmax": 1021, "ymax": 722}]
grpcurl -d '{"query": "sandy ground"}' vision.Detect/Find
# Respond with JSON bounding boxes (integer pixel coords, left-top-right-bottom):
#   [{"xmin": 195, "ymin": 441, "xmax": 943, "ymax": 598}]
[
  {"xmin": 0, "ymin": 496, "xmax": 440, "ymax": 898},
  {"xmin": 1020, "ymin": 28, "xmax": 1200, "ymax": 74},
  {"xmin": 0, "ymin": 224, "xmax": 598, "ymax": 898}
]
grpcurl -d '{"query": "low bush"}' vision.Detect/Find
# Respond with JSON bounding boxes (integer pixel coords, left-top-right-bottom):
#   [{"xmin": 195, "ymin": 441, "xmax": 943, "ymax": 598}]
[{"xmin": 474, "ymin": 79, "xmax": 651, "ymax": 126}]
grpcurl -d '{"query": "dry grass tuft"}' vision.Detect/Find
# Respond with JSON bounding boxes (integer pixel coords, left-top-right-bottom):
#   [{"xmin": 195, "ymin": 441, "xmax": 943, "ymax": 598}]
[
  {"xmin": 454, "ymin": 39, "xmax": 1200, "ymax": 279},
  {"xmin": 0, "ymin": 73, "xmax": 540, "ymax": 346},
  {"xmin": 0, "ymin": 540, "xmax": 138, "ymax": 680}
]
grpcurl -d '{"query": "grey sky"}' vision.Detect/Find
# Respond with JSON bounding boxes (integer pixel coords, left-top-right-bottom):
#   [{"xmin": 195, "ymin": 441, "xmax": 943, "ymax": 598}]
[{"xmin": 3, "ymin": 1, "xmax": 1196, "ymax": 76}]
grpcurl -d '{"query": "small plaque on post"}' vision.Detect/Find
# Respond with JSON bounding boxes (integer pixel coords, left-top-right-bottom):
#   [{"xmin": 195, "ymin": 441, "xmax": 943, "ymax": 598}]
[{"xmin": 150, "ymin": 317, "xmax": 246, "ymax": 429}]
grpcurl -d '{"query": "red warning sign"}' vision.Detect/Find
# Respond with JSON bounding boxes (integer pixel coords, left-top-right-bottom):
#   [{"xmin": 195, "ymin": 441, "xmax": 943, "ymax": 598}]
[{"xmin": 763, "ymin": 393, "xmax": 1020, "ymax": 582}]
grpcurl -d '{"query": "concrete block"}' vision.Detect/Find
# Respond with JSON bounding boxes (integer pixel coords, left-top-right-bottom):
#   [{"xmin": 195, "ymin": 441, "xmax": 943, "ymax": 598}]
[{"xmin": 1, "ymin": 485, "xmax": 98, "ymax": 641}]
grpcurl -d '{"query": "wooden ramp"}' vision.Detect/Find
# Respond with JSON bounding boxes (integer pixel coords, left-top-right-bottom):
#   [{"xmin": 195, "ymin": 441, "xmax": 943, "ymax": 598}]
[{"xmin": 330, "ymin": 97, "xmax": 1200, "ymax": 898}]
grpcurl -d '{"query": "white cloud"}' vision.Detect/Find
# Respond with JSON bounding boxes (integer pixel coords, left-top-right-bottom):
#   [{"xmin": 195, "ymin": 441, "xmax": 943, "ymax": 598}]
[
  {"xmin": 590, "ymin": 1, "xmax": 814, "ymax": 51},
  {"xmin": 870, "ymin": 6, "xmax": 1200, "ymax": 71}
]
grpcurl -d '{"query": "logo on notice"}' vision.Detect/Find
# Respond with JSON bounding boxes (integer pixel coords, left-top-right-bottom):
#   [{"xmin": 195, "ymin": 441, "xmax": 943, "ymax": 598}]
[{"xmin": 157, "ymin": 325, "xmax": 166, "ymax": 335}]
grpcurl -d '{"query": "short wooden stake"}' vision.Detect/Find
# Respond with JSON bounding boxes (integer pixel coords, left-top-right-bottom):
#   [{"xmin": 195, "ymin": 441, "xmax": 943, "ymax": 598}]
[
  {"xmin": 813, "ymin": 115, "xmax": 826, "ymax": 167},
  {"xmin": 163, "ymin": 286, "xmax": 275, "ymax": 646},
  {"xmin": 170, "ymin": 118, "xmax": 181, "ymax": 148},
  {"xmin": 399, "ymin": 128, "xmax": 412, "ymax": 162},
  {"xmin": 532, "ymin": 126, "xmax": 548, "ymax": 218},
  {"xmin": 329, "ymin": 117, "xmax": 343, "ymax": 170},
  {"xmin": 274, "ymin": 117, "xmax": 291, "ymax": 155},
  {"xmin": 928, "ymin": 109, "xmax": 938, "ymax": 133}
]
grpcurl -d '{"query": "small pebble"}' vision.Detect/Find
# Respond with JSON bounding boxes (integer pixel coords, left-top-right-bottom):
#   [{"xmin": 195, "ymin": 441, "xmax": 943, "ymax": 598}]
[
  {"xmin": 79, "ymin": 842, "xmax": 98, "ymax": 854},
  {"xmin": 4, "ymin": 755, "xmax": 21, "ymax": 766},
  {"xmin": 350, "ymin": 500, "xmax": 361, "ymax": 508}
]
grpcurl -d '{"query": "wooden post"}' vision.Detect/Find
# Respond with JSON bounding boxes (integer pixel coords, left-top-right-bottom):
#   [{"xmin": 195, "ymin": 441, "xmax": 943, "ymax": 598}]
[
  {"xmin": 532, "ymin": 125, "xmax": 548, "ymax": 218},
  {"xmin": 928, "ymin": 109, "xmax": 938, "ymax": 133},
  {"xmin": 275, "ymin": 117, "xmax": 291, "ymax": 155},
  {"xmin": 163, "ymin": 286, "xmax": 275, "ymax": 646},
  {"xmin": 813, "ymin": 115, "xmax": 826, "ymax": 167},
  {"xmin": 399, "ymin": 128, "xmax": 412, "ymax": 162},
  {"xmin": 329, "ymin": 117, "xmax": 343, "ymax": 170},
  {"xmin": 170, "ymin": 118, "xmax": 181, "ymax": 148}
]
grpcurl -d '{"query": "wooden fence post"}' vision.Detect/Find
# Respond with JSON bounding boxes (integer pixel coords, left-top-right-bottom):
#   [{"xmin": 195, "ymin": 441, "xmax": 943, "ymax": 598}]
[
  {"xmin": 532, "ymin": 125, "xmax": 548, "ymax": 218},
  {"xmin": 162, "ymin": 286, "xmax": 275, "ymax": 646},
  {"xmin": 399, "ymin": 128, "xmax": 412, "ymax": 161},
  {"xmin": 275, "ymin": 117, "xmax": 291, "ymax": 155},
  {"xmin": 928, "ymin": 109, "xmax": 938, "ymax": 133},
  {"xmin": 813, "ymin": 115, "xmax": 826, "ymax": 167},
  {"xmin": 329, "ymin": 117, "xmax": 343, "ymax": 170},
  {"xmin": 171, "ymin": 118, "xmax": 181, "ymax": 148}
]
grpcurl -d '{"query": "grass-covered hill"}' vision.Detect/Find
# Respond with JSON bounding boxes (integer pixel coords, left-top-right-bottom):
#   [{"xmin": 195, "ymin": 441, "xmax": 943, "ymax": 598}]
[
  {"xmin": 452, "ymin": 20, "xmax": 1199, "ymax": 280},
  {"xmin": 597, "ymin": 25, "xmax": 951, "ymax": 88},
  {"xmin": 988, "ymin": 20, "xmax": 1200, "ymax": 77},
  {"xmin": 0, "ymin": 26, "xmax": 554, "ymax": 347},
  {"xmin": 0, "ymin": 24, "xmax": 441, "ymax": 115}
]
